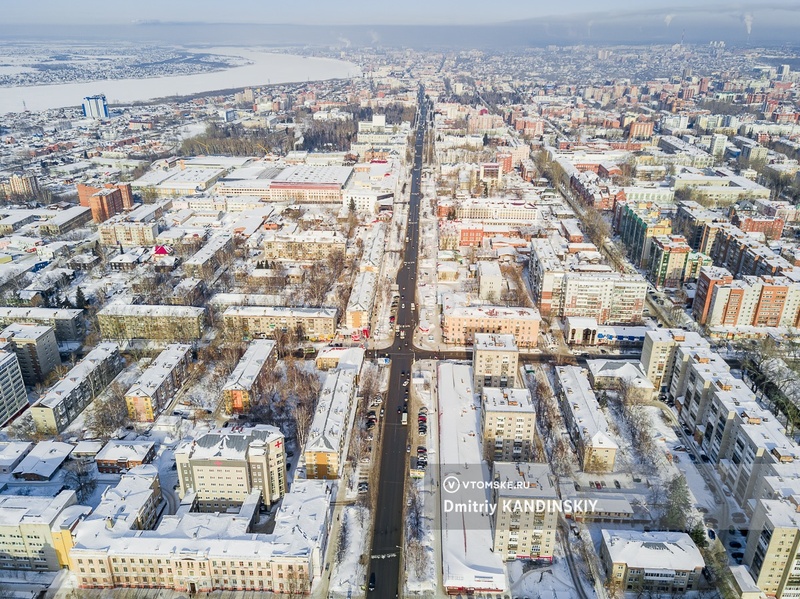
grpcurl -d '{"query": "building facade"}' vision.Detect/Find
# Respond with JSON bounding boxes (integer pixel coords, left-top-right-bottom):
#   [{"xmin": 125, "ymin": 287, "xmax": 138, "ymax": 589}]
[{"xmin": 175, "ymin": 425, "xmax": 287, "ymax": 509}]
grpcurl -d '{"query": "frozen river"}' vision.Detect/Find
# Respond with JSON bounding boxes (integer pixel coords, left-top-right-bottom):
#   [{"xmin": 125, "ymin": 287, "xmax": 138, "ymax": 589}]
[{"xmin": 0, "ymin": 47, "xmax": 361, "ymax": 115}]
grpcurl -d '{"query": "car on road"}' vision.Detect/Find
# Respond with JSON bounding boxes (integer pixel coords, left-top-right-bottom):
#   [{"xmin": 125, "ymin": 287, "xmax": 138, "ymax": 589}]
[
  {"xmin": 707, "ymin": 529, "xmax": 716, "ymax": 540},
  {"xmin": 407, "ymin": 445, "xmax": 411, "ymax": 453},
  {"xmin": 701, "ymin": 454, "xmax": 711, "ymax": 463},
  {"xmin": 732, "ymin": 552, "xmax": 744, "ymax": 560},
  {"xmin": 730, "ymin": 541, "xmax": 742, "ymax": 549},
  {"xmin": 688, "ymin": 454, "xmax": 697, "ymax": 462},
  {"xmin": 614, "ymin": 480, "xmax": 621, "ymax": 489},
  {"xmin": 368, "ymin": 572, "xmax": 376, "ymax": 592}
]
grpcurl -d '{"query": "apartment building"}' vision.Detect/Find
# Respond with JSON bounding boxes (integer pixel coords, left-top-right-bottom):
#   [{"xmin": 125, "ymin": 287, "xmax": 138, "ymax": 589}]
[
  {"xmin": 0, "ymin": 352, "xmax": 27, "ymax": 427},
  {"xmin": 183, "ymin": 234, "xmax": 233, "ymax": 279},
  {"xmin": 478, "ymin": 261, "xmax": 504, "ymax": 302},
  {"xmin": 98, "ymin": 220, "xmax": 159, "ymax": 247},
  {"xmin": 30, "ymin": 343, "xmax": 123, "ymax": 434},
  {"xmin": 95, "ymin": 440, "xmax": 156, "ymax": 474},
  {"xmin": 481, "ymin": 388, "xmax": 536, "ymax": 462},
  {"xmin": 77, "ymin": 182, "xmax": 134, "ymax": 214},
  {"xmin": 1, "ymin": 172, "xmax": 39, "ymax": 198},
  {"xmin": 304, "ymin": 369, "xmax": 357, "ymax": 479},
  {"xmin": 703, "ymin": 275, "xmax": 800, "ymax": 331},
  {"xmin": 673, "ymin": 200, "xmax": 722, "ymax": 251},
  {"xmin": 616, "ymin": 201, "xmax": 674, "ymax": 268},
  {"xmin": 223, "ymin": 306, "xmax": 338, "ymax": 341},
  {"xmin": 70, "ymin": 471, "xmax": 327, "ymax": 595},
  {"xmin": 555, "ymin": 366, "xmax": 617, "ymax": 472},
  {"xmin": 442, "ymin": 305, "xmax": 540, "ymax": 348},
  {"xmin": 562, "ymin": 273, "xmax": 648, "ymax": 325},
  {"xmin": 640, "ymin": 329, "xmax": 709, "ymax": 393},
  {"xmin": 473, "ymin": 334, "xmax": 519, "ymax": 393},
  {"xmin": 175, "ymin": 425, "xmax": 286, "ymax": 509},
  {"xmin": 98, "ymin": 304, "xmax": 205, "ymax": 341},
  {"xmin": 345, "ymin": 271, "xmax": 377, "ymax": 331},
  {"xmin": 529, "ymin": 236, "xmax": 647, "ymax": 324},
  {"xmin": 744, "ymin": 498, "xmax": 800, "ymax": 598},
  {"xmin": 262, "ymin": 227, "xmax": 346, "ymax": 261},
  {"xmin": 0, "ymin": 323, "xmax": 61, "ymax": 385},
  {"xmin": 601, "ymin": 530, "xmax": 705, "ymax": 593},
  {"xmin": 647, "ymin": 235, "xmax": 694, "ymax": 289},
  {"xmin": 124, "ymin": 344, "xmax": 192, "ymax": 421},
  {"xmin": 692, "ymin": 266, "xmax": 734, "ymax": 325},
  {"xmin": 39, "ymin": 206, "xmax": 92, "ymax": 236},
  {"xmin": 0, "ymin": 307, "xmax": 83, "ymax": 343},
  {"xmin": 491, "ymin": 462, "xmax": 558, "ymax": 561},
  {"xmin": 0, "ymin": 490, "xmax": 89, "ymax": 571},
  {"xmin": 222, "ymin": 340, "xmax": 276, "ymax": 414}
]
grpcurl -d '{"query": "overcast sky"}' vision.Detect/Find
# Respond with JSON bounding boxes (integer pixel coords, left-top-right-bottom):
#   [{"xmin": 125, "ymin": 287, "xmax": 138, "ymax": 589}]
[{"xmin": 5, "ymin": 0, "xmax": 800, "ymax": 26}]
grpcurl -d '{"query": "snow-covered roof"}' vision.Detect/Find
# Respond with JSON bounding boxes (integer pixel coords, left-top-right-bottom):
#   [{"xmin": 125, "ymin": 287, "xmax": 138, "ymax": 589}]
[
  {"xmin": 482, "ymin": 387, "xmax": 534, "ymax": 413},
  {"xmin": 492, "ymin": 461, "xmax": 555, "ymax": 499},
  {"xmin": 437, "ymin": 362, "xmax": 506, "ymax": 592},
  {"xmin": 73, "ymin": 469, "xmax": 328, "ymax": 562},
  {"xmin": 36, "ymin": 342, "xmax": 119, "ymax": 409},
  {"xmin": 95, "ymin": 440, "xmax": 155, "ymax": 464},
  {"xmin": 0, "ymin": 441, "xmax": 32, "ymax": 470},
  {"xmin": 448, "ymin": 306, "xmax": 541, "ymax": 323},
  {"xmin": 176, "ymin": 425, "xmax": 283, "ymax": 462},
  {"xmin": 0, "ymin": 490, "xmax": 79, "ymax": 528},
  {"xmin": 602, "ymin": 529, "xmax": 704, "ymax": 572},
  {"xmin": 222, "ymin": 339, "xmax": 276, "ymax": 392},
  {"xmin": 98, "ymin": 303, "xmax": 204, "ymax": 319},
  {"xmin": 305, "ymin": 370, "xmax": 356, "ymax": 460},
  {"xmin": 12, "ymin": 441, "xmax": 73, "ymax": 479},
  {"xmin": 223, "ymin": 305, "xmax": 337, "ymax": 319},
  {"xmin": 125, "ymin": 343, "xmax": 191, "ymax": 399},
  {"xmin": 585, "ymin": 359, "xmax": 654, "ymax": 390},
  {"xmin": 555, "ymin": 366, "xmax": 618, "ymax": 450},
  {"xmin": 474, "ymin": 333, "xmax": 519, "ymax": 352}
]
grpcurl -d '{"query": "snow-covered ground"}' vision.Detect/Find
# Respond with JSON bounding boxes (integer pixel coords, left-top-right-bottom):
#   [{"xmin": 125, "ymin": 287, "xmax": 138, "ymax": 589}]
[{"xmin": 328, "ymin": 504, "xmax": 369, "ymax": 598}]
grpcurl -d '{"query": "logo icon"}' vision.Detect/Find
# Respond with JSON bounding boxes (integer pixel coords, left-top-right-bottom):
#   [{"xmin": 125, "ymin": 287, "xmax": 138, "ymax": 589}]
[{"xmin": 442, "ymin": 475, "xmax": 460, "ymax": 494}]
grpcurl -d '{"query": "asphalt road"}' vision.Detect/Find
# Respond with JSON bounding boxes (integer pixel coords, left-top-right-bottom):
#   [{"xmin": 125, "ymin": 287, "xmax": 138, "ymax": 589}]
[{"xmin": 366, "ymin": 86, "xmax": 427, "ymax": 598}]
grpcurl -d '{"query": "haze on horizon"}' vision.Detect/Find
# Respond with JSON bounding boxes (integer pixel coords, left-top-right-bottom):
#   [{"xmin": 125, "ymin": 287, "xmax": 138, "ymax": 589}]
[{"xmin": 2, "ymin": 0, "xmax": 800, "ymax": 47}]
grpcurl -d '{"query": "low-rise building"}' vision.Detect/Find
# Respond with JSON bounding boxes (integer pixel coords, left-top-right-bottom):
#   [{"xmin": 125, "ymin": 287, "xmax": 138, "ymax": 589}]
[
  {"xmin": 344, "ymin": 271, "xmax": 377, "ymax": 331},
  {"xmin": 223, "ymin": 306, "xmax": 338, "ymax": 341},
  {"xmin": 555, "ymin": 366, "xmax": 617, "ymax": 473},
  {"xmin": 70, "ymin": 468, "xmax": 327, "ymax": 594},
  {"xmin": 601, "ymin": 529, "xmax": 705, "ymax": 593},
  {"xmin": 175, "ymin": 425, "xmax": 286, "ymax": 509},
  {"xmin": 222, "ymin": 340, "xmax": 276, "ymax": 414},
  {"xmin": 12, "ymin": 441, "xmax": 74, "ymax": 481},
  {"xmin": 124, "ymin": 344, "xmax": 192, "ymax": 421},
  {"xmin": 0, "ymin": 307, "xmax": 83, "ymax": 343},
  {"xmin": 95, "ymin": 440, "xmax": 156, "ymax": 474},
  {"xmin": 98, "ymin": 304, "xmax": 205, "ymax": 341},
  {"xmin": 30, "ymin": 343, "xmax": 123, "ymax": 434},
  {"xmin": 304, "ymin": 369, "xmax": 357, "ymax": 479},
  {"xmin": 443, "ymin": 305, "xmax": 540, "ymax": 348},
  {"xmin": 262, "ymin": 227, "xmax": 346, "ymax": 261},
  {"xmin": 39, "ymin": 206, "xmax": 92, "ymax": 236},
  {"xmin": 0, "ymin": 490, "xmax": 89, "ymax": 571},
  {"xmin": 182, "ymin": 233, "xmax": 233, "ymax": 278},
  {"xmin": 481, "ymin": 388, "xmax": 536, "ymax": 462}
]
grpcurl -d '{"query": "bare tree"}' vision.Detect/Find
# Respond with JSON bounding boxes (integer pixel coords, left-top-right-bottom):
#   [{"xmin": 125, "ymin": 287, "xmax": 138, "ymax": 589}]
[
  {"xmin": 85, "ymin": 381, "xmax": 130, "ymax": 441},
  {"xmin": 63, "ymin": 460, "xmax": 97, "ymax": 503}
]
